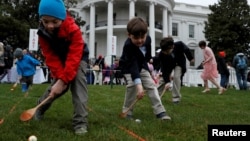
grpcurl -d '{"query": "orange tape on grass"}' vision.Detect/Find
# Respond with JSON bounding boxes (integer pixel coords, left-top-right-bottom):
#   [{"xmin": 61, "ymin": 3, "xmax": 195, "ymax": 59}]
[
  {"xmin": 87, "ymin": 106, "xmax": 146, "ymax": 141},
  {"xmin": 0, "ymin": 91, "xmax": 29, "ymax": 125},
  {"xmin": 118, "ymin": 126, "xmax": 146, "ymax": 141}
]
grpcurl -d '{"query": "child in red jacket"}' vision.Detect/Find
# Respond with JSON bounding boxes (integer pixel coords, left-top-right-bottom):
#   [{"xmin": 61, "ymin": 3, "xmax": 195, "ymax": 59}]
[{"xmin": 35, "ymin": 0, "xmax": 88, "ymax": 135}]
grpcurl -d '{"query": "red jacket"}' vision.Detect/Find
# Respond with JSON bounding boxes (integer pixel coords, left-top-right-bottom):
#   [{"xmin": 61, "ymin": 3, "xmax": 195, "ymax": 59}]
[{"xmin": 38, "ymin": 13, "xmax": 84, "ymax": 84}]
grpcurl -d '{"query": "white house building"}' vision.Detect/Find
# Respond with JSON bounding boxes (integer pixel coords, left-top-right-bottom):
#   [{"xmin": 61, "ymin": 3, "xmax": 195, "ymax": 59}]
[{"xmin": 71, "ymin": 0, "xmax": 211, "ymax": 68}]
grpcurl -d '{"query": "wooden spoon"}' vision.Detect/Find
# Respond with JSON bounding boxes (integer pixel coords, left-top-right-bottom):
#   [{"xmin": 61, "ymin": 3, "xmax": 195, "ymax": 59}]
[
  {"xmin": 20, "ymin": 95, "xmax": 52, "ymax": 122},
  {"xmin": 119, "ymin": 98, "xmax": 139, "ymax": 118}
]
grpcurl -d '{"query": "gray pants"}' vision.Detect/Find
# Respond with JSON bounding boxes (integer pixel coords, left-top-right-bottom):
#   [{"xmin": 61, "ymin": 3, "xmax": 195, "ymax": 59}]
[
  {"xmin": 122, "ymin": 69, "xmax": 166, "ymax": 116},
  {"xmin": 37, "ymin": 60, "xmax": 88, "ymax": 130},
  {"xmin": 172, "ymin": 66, "xmax": 182, "ymax": 102},
  {"xmin": 158, "ymin": 66, "xmax": 182, "ymax": 102}
]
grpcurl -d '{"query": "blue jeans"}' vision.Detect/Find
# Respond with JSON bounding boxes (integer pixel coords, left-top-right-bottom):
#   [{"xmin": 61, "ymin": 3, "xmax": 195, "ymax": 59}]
[
  {"xmin": 236, "ymin": 69, "xmax": 247, "ymax": 90},
  {"xmin": 220, "ymin": 74, "xmax": 229, "ymax": 88},
  {"xmin": 21, "ymin": 82, "xmax": 28, "ymax": 92}
]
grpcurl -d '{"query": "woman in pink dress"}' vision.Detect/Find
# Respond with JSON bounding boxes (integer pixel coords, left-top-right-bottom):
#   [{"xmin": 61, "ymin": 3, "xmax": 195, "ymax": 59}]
[{"xmin": 198, "ymin": 40, "xmax": 224, "ymax": 94}]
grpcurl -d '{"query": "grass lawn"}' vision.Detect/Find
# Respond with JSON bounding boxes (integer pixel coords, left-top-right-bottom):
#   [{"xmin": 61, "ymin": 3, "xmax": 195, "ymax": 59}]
[{"xmin": 0, "ymin": 83, "xmax": 249, "ymax": 141}]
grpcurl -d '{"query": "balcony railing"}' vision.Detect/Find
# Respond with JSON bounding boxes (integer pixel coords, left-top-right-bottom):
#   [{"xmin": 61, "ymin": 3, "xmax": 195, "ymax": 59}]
[{"xmin": 86, "ymin": 19, "xmax": 163, "ymax": 30}]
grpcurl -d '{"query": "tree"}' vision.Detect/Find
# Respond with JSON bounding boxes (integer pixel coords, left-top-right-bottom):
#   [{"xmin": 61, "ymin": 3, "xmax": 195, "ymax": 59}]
[
  {"xmin": 0, "ymin": 0, "xmax": 40, "ymax": 48},
  {"xmin": 65, "ymin": 0, "xmax": 86, "ymax": 27},
  {"xmin": 204, "ymin": 0, "xmax": 250, "ymax": 61},
  {"xmin": 0, "ymin": 0, "xmax": 85, "ymax": 49}
]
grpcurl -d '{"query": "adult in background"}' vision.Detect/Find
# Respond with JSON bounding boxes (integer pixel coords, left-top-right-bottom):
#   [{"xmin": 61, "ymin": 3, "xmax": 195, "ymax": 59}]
[
  {"xmin": 93, "ymin": 55, "xmax": 104, "ymax": 85},
  {"xmin": 232, "ymin": 52, "xmax": 248, "ymax": 90},
  {"xmin": 112, "ymin": 58, "xmax": 123, "ymax": 85},
  {"xmin": 2, "ymin": 45, "xmax": 14, "ymax": 83},
  {"xmin": 0, "ymin": 42, "xmax": 5, "ymax": 75},
  {"xmin": 22, "ymin": 49, "xmax": 28, "ymax": 55},
  {"xmin": 102, "ymin": 63, "xmax": 111, "ymax": 85},
  {"xmin": 82, "ymin": 43, "xmax": 93, "ymax": 84},
  {"xmin": 35, "ymin": 0, "xmax": 89, "ymax": 135},
  {"xmin": 198, "ymin": 40, "xmax": 224, "ymax": 94},
  {"xmin": 217, "ymin": 51, "xmax": 230, "ymax": 90}
]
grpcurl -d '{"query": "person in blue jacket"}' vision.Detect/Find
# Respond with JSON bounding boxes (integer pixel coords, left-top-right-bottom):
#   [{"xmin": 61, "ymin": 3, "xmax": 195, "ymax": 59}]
[{"xmin": 14, "ymin": 48, "xmax": 40, "ymax": 92}]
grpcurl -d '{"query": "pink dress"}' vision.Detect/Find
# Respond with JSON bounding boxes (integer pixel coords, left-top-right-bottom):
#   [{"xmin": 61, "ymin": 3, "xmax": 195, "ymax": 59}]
[{"xmin": 200, "ymin": 46, "xmax": 219, "ymax": 80}]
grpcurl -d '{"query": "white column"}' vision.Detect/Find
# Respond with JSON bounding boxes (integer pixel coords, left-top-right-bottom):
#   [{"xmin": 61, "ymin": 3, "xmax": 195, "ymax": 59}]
[
  {"xmin": 181, "ymin": 20, "xmax": 186, "ymax": 40},
  {"xmin": 89, "ymin": 3, "xmax": 95, "ymax": 58},
  {"xmin": 162, "ymin": 7, "xmax": 168, "ymax": 37},
  {"xmin": 197, "ymin": 22, "xmax": 204, "ymax": 41},
  {"xmin": 106, "ymin": 0, "xmax": 113, "ymax": 64},
  {"xmin": 149, "ymin": 1, "xmax": 155, "ymax": 56},
  {"xmin": 129, "ymin": 0, "xmax": 136, "ymax": 19},
  {"xmin": 168, "ymin": 13, "xmax": 173, "ymax": 36}
]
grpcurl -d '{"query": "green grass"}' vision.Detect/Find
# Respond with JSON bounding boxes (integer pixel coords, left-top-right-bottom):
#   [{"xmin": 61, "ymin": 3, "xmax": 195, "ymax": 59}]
[{"xmin": 0, "ymin": 84, "xmax": 249, "ymax": 141}]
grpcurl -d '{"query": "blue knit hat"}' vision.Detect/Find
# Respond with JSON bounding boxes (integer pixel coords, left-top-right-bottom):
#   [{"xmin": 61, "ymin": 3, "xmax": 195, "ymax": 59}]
[{"xmin": 38, "ymin": 0, "xmax": 66, "ymax": 20}]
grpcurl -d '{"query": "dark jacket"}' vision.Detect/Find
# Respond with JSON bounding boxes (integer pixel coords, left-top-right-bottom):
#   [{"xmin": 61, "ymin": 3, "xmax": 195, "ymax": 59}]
[
  {"xmin": 4, "ymin": 45, "xmax": 13, "ymax": 69},
  {"xmin": 158, "ymin": 52, "xmax": 176, "ymax": 83},
  {"xmin": 82, "ymin": 43, "xmax": 89, "ymax": 62},
  {"xmin": 247, "ymin": 71, "xmax": 250, "ymax": 82},
  {"xmin": 94, "ymin": 57, "xmax": 105, "ymax": 70},
  {"xmin": 173, "ymin": 41, "xmax": 194, "ymax": 75},
  {"xmin": 119, "ymin": 35, "xmax": 151, "ymax": 81},
  {"xmin": 217, "ymin": 57, "xmax": 230, "ymax": 76}
]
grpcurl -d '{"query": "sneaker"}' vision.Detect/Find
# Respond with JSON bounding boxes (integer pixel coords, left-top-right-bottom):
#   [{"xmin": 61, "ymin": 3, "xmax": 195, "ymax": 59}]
[
  {"xmin": 75, "ymin": 127, "xmax": 88, "ymax": 135},
  {"xmin": 156, "ymin": 112, "xmax": 171, "ymax": 120},
  {"xmin": 202, "ymin": 88, "xmax": 210, "ymax": 93},
  {"xmin": 172, "ymin": 96, "xmax": 181, "ymax": 104},
  {"xmin": 33, "ymin": 110, "xmax": 44, "ymax": 120}
]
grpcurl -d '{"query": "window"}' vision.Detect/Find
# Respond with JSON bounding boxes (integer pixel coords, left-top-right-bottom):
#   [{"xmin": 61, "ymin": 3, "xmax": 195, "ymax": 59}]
[
  {"xmin": 113, "ymin": 13, "xmax": 116, "ymax": 25},
  {"xmin": 94, "ymin": 42, "xmax": 97, "ymax": 58},
  {"xmin": 146, "ymin": 16, "xmax": 149, "ymax": 26},
  {"xmin": 172, "ymin": 23, "xmax": 178, "ymax": 36},
  {"xmin": 95, "ymin": 14, "xmax": 98, "ymax": 24},
  {"xmin": 95, "ymin": 14, "xmax": 98, "ymax": 27},
  {"xmin": 189, "ymin": 25, "xmax": 195, "ymax": 38},
  {"xmin": 190, "ymin": 49, "xmax": 195, "ymax": 66}
]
